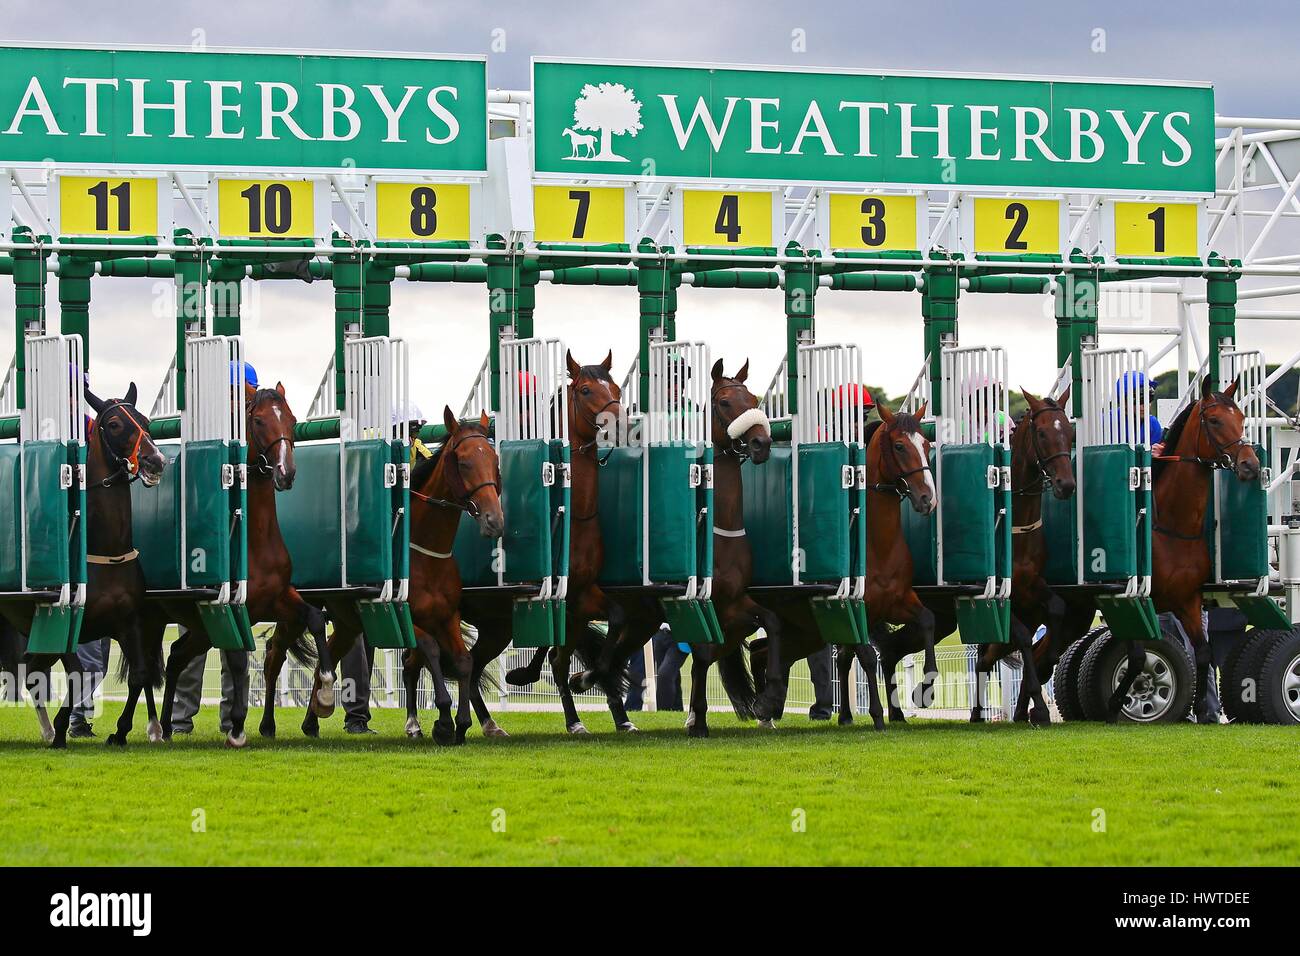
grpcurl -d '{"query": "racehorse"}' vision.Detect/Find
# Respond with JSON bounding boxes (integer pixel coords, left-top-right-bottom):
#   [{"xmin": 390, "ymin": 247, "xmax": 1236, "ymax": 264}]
[
  {"xmin": 303, "ymin": 407, "xmax": 504, "ymax": 745},
  {"xmin": 465, "ymin": 351, "xmax": 635, "ymax": 736},
  {"xmin": 139, "ymin": 382, "xmax": 332, "ymax": 748},
  {"xmin": 969, "ymin": 388, "xmax": 1075, "ymax": 724},
  {"xmin": 5, "ymin": 384, "xmax": 168, "ymax": 748},
  {"xmin": 566, "ymin": 358, "xmax": 782, "ymax": 738},
  {"xmin": 1115, "ymin": 376, "xmax": 1258, "ymax": 722}
]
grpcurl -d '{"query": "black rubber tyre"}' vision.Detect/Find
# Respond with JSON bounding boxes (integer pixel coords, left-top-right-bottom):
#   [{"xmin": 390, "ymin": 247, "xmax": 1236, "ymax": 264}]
[
  {"xmin": 1086, "ymin": 634, "xmax": 1195, "ymax": 723},
  {"xmin": 1222, "ymin": 629, "xmax": 1288, "ymax": 724},
  {"xmin": 1255, "ymin": 628, "xmax": 1300, "ymax": 726},
  {"xmin": 1077, "ymin": 631, "xmax": 1117, "ymax": 721},
  {"xmin": 1053, "ymin": 626, "xmax": 1106, "ymax": 721}
]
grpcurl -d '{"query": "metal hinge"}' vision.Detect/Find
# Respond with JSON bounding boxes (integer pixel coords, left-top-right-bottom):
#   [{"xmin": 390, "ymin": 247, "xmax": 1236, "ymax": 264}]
[
  {"xmin": 541, "ymin": 461, "xmax": 555, "ymax": 487},
  {"xmin": 77, "ymin": 464, "xmax": 87, "ymax": 490},
  {"xmin": 986, "ymin": 465, "xmax": 1000, "ymax": 490},
  {"xmin": 400, "ymin": 462, "xmax": 411, "ymax": 488},
  {"xmin": 841, "ymin": 465, "xmax": 855, "ymax": 489},
  {"xmin": 560, "ymin": 462, "xmax": 571, "ymax": 488},
  {"xmin": 59, "ymin": 464, "xmax": 73, "ymax": 490},
  {"xmin": 856, "ymin": 465, "xmax": 867, "ymax": 490},
  {"xmin": 220, "ymin": 463, "xmax": 235, "ymax": 490},
  {"xmin": 689, "ymin": 463, "xmax": 702, "ymax": 488},
  {"xmin": 703, "ymin": 464, "xmax": 714, "ymax": 489},
  {"xmin": 1143, "ymin": 466, "xmax": 1152, "ymax": 491},
  {"xmin": 383, "ymin": 463, "xmax": 398, "ymax": 489},
  {"xmin": 237, "ymin": 463, "xmax": 248, "ymax": 489},
  {"xmin": 1128, "ymin": 467, "xmax": 1142, "ymax": 491}
]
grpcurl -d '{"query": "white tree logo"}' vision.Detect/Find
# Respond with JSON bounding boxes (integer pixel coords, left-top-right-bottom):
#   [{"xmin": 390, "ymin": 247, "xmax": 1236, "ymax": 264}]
[{"xmin": 564, "ymin": 82, "xmax": 643, "ymax": 162}]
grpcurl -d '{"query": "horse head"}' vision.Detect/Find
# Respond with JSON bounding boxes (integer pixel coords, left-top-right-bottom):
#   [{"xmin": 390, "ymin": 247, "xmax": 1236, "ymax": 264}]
[
  {"xmin": 246, "ymin": 382, "xmax": 297, "ymax": 491},
  {"xmin": 874, "ymin": 401, "xmax": 936, "ymax": 515},
  {"xmin": 566, "ymin": 349, "xmax": 621, "ymax": 451},
  {"xmin": 85, "ymin": 382, "xmax": 166, "ymax": 487},
  {"xmin": 1183, "ymin": 376, "xmax": 1260, "ymax": 481},
  {"xmin": 441, "ymin": 406, "xmax": 504, "ymax": 539},
  {"xmin": 710, "ymin": 358, "xmax": 771, "ymax": 464},
  {"xmin": 1020, "ymin": 386, "xmax": 1076, "ymax": 499}
]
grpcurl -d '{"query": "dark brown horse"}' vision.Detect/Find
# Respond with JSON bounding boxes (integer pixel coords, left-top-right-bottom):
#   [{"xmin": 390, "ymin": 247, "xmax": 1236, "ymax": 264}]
[
  {"xmin": 304, "ymin": 407, "xmax": 504, "ymax": 745},
  {"xmin": 139, "ymin": 383, "xmax": 332, "ymax": 747},
  {"xmin": 568, "ymin": 359, "xmax": 781, "ymax": 737},
  {"xmin": 468, "ymin": 351, "xmax": 635, "ymax": 736},
  {"xmin": 9, "ymin": 384, "xmax": 168, "ymax": 748},
  {"xmin": 969, "ymin": 387, "xmax": 1075, "ymax": 724}
]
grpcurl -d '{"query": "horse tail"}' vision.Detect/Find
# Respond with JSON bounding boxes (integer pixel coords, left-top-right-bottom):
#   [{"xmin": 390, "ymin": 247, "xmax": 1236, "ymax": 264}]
[
  {"xmin": 282, "ymin": 622, "xmax": 319, "ymax": 669},
  {"xmin": 573, "ymin": 624, "xmax": 630, "ymax": 695},
  {"xmin": 718, "ymin": 644, "xmax": 758, "ymax": 720},
  {"xmin": 114, "ymin": 631, "xmax": 165, "ymax": 690}
]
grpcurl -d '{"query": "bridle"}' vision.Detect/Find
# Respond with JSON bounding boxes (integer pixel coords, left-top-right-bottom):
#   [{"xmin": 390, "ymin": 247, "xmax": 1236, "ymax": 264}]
[
  {"xmin": 573, "ymin": 393, "xmax": 620, "ymax": 465},
  {"xmin": 868, "ymin": 422, "xmax": 932, "ymax": 503},
  {"xmin": 1157, "ymin": 396, "xmax": 1250, "ymax": 473},
  {"xmin": 1011, "ymin": 403, "xmax": 1073, "ymax": 496},
  {"xmin": 713, "ymin": 380, "xmax": 762, "ymax": 460},
  {"xmin": 245, "ymin": 392, "xmax": 296, "ymax": 479},
  {"xmin": 90, "ymin": 400, "xmax": 154, "ymax": 487},
  {"xmin": 411, "ymin": 430, "xmax": 500, "ymax": 517}
]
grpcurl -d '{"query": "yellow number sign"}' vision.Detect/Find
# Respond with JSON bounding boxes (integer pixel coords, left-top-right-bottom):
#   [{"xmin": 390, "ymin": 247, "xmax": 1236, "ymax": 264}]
[
  {"xmin": 827, "ymin": 193, "xmax": 919, "ymax": 251},
  {"xmin": 1112, "ymin": 202, "xmax": 1199, "ymax": 258},
  {"xmin": 534, "ymin": 185, "xmax": 626, "ymax": 244},
  {"xmin": 682, "ymin": 190, "xmax": 773, "ymax": 247},
  {"xmin": 59, "ymin": 176, "xmax": 158, "ymax": 236},
  {"xmin": 216, "ymin": 178, "xmax": 316, "ymax": 238},
  {"xmin": 374, "ymin": 182, "xmax": 470, "ymax": 241},
  {"xmin": 972, "ymin": 197, "xmax": 1062, "ymax": 255}
]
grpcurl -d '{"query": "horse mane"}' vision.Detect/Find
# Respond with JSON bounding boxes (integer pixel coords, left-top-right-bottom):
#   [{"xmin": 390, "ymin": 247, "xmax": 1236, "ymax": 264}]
[
  {"xmin": 863, "ymin": 418, "xmax": 885, "ymax": 448},
  {"xmin": 411, "ymin": 422, "xmax": 491, "ymax": 491},
  {"xmin": 1151, "ymin": 399, "xmax": 1196, "ymax": 483}
]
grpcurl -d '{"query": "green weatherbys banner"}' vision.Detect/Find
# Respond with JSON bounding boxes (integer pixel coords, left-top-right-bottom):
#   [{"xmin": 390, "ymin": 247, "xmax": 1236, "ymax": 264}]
[
  {"xmin": 0, "ymin": 45, "xmax": 487, "ymax": 173},
  {"xmin": 533, "ymin": 59, "xmax": 1216, "ymax": 195}
]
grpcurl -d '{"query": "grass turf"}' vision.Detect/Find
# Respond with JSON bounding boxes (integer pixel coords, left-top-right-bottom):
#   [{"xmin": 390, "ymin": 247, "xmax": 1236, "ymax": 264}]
[{"xmin": 0, "ymin": 703, "xmax": 1296, "ymax": 866}]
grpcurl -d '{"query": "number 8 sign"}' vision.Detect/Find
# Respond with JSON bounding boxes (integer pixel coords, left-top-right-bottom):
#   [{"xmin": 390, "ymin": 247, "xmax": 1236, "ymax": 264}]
[{"xmin": 368, "ymin": 180, "xmax": 475, "ymax": 242}]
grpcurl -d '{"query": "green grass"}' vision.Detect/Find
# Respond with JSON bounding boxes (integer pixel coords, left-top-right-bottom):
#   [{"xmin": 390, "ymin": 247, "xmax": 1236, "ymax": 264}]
[{"xmin": 0, "ymin": 704, "xmax": 1296, "ymax": 866}]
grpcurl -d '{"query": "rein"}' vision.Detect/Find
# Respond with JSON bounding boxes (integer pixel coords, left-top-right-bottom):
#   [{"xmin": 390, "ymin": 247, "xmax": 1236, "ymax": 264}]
[
  {"xmin": 1152, "ymin": 397, "xmax": 1248, "ymax": 541},
  {"xmin": 89, "ymin": 400, "xmax": 152, "ymax": 488},
  {"xmin": 868, "ymin": 423, "xmax": 932, "ymax": 502},
  {"xmin": 573, "ymin": 396, "xmax": 620, "ymax": 465},
  {"xmin": 712, "ymin": 381, "xmax": 768, "ymax": 461},
  {"xmin": 1010, "ymin": 404, "xmax": 1072, "ymax": 497},
  {"xmin": 411, "ymin": 431, "xmax": 499, "ymax": 516}
]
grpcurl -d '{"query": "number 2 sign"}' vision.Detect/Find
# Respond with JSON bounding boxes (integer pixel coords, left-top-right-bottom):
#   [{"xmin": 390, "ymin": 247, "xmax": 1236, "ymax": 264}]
[{"xmin": 960, "ymin": 196, "xmax": 1067, "ymax": 257}]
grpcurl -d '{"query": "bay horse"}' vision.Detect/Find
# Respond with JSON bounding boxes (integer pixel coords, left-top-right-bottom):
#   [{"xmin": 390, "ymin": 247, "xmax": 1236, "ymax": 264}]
[
  {"xmin": 467, "ymin": 350, "xmax": 635, "ymax": 736},
  {"xmin": 969, "ymin": 387, "xmax": 1075, "ymax": 724},
  {"xmin": 137, "ymin": 382, "xmax": 333, "ymax": 748},
  {"xmin": 6, "ymin": 384, "xmax": 168, "ymax": 748},
  {"xmin": 302, "ymin": 406, "xmax": 504, "ymax": 745},
  {"xmin": 567, "ymin": 358, "xmax": 783, "ymax": 737}
]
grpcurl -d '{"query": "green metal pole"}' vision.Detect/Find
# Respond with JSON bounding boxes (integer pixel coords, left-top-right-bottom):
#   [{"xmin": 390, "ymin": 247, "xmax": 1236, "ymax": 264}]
[
  {"xmin": 209, "ymin": 260, "xmax": 244, "ymax": 337},
  {"xmin": 1055, "ymin": 267, "xmax": 1098, "ymax": 419},
  {"xmin": 920, "ymin": 260, "xmax": 959, "ymax": 413},
  {"xmin": 12, "ymin": 227, "xmax": 50, "ymax": 408},
  {"xmin": 484, "ymin": 237, "xmax": 535, "ymax": 413},
  {"xmin": 57, "ymin": 255, "xmax": 94, "ymax": 363},
  {"xmin": 782, "ymin": 247, "xmax": 817, "ymax": 414},
  {"xmin": 635, "ymin": 241, "xmax": 679, "ymax": 411},
  {"xmin": 331, "ymin": 237, "xmax": 364, "ymax": 412},
  {"xmin": 1205, "ymin": 256, "xmax": 1240, "ymax": 385},
  {"xmin": 363, "ymin": 261, "xmax": 395, "ymax": 338},
  {"xmin": 173, "ymin": 230, "xmax": 209, "ymax": 411}
]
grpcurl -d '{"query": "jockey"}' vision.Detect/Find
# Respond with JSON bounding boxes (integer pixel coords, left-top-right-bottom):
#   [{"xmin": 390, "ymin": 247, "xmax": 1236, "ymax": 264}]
[{"xmin": 1113, "ymin": 371, "xmax": 1164, "ymax": 452}]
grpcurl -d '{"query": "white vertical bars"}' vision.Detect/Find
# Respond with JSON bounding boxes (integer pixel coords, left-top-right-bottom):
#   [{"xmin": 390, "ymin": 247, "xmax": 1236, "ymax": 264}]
[
  {"xmin": 761, "ymin": 357, "xmax": 789, "ymax": 422},
  {"xmin": 939, "ymin": 346, "xmax": 1009, "ymax": 449},
  {"xmin": 458, "ymin": 352, "xmax": 493, "ymax": 424},
  {"xmin": 648, "ymin": 341, "xmax": 709, "ymax": 445},
  {"xmin": 1220, "ymin": 349, "xmax": 1268, "ymax": 450},
  {"xmin": 1081, "ymin": 348, "xmax": 1150, "ymax": 449},
  {"xmin": 22, "ymin": 334, "xmax": 86, "ymax": 445},
  {"xmin": 497, "ymin": 338, "xmax": 567, "ymax": 444},
  {"xmin": 796, "ymin": 343, "xmax": 863, "ymax": 445},
  {"xmin": 343, "ymin": 337, "xmax": 409, "ymax": 443},
  {"xmin": 183, "ymin": 336, "xmax": 245, "ymax": 444}
]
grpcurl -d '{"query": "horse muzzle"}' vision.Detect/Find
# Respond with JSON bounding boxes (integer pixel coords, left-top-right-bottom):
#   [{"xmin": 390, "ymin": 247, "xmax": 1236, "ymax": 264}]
[
  {"xmin": 1053, "ymin": 476, "xmax": 1077, "ymax": 500},
  {"xmin": 138, "ymin": 453, "xmax": 166, "ymax": 488},
  {"xmin": 273, "ymin": 466, "xmax": 296, "ymax": 491},
  {"xmin": 477, "ymin": 508, "xmax": 505, "ymax": 539}
]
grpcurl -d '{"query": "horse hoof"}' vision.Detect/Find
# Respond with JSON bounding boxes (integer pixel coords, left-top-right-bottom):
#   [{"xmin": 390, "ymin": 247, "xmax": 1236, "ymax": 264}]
[
  {"xmin": 969, "ymin": 713, "xmax": 985, "ymax": 724},
  {"xmin": 433, "ymin": 721, "xmax": 456, "ymax": 746},
  {"xmin": 567, "ymin": 721, "xmax": 589, "ymax": 735},
  {"xmin": 405, "ymin": 717, "xmax": 423, "ymax": 739},
  {"xmin": 617, "ymin": 721, "xmax": 639, "ymax": 733},
  {"xmin": 315, "ymin": 674, "xmax": 337, "ymax": 715},
  {"xmin": 684, "ymin": 711, "xmax": 696, "ymax": 729},
  {"xmin": 49, "ymin": 737, "xmax": 67, "ymax": 750},
  {"xmin": 300, "ymin": 718, "xmax": 319, "ymax": 739},
  {"xmin": 1030, "ymin": 709, "xmax": 1052, "ymax": 727},
  {"xmin": 147, "ymin": 720, "xmax": 164, "ymax": 743},
  {"xmin": 259, "ymin": 720, "xmax": 276, "ymax": 739},
  {"xmin": 455, "ymin": 724, "xmax": 470, "ymax": 745},
  {"xmin": 567, "ymin": 672, "xmax": 593, "ymax": 694},
  {"xmin": 838, "ymin": 715, "xmax": 854, "ymax": 726},
  {"xmin": 687, "ymin": 721, "xmax": 709, "ymax": 738},
  {"xmin": 872, "ymin": 719, "xmax": 887, "ymax": 732},
  {"xmin": 224, "ymin": 733, "xmax": 248, "ymax": 750},
  {"xmin": 38, "ymin": 721, "xmax": 55, "ymax": 745},
  {"xmin": 481, "ymin": 719, "xmax": 509, "ymax": 738},
  {"xmin": 756, "ymin": 718, "xmax": 776, "ymax": 730},
  {"xmin": 105, "ymin": 733, "xmax": 126, "ymax": 748},
  {"xmin": 505, "ymin": 666, "xmax": 539, "ymax": 687}
]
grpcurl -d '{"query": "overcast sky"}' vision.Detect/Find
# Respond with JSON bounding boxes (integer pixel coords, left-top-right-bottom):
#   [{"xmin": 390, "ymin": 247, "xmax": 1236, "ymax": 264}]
[{"xmin": 2, "ymin": 0, "xmax": 1297, "ymax": 415}]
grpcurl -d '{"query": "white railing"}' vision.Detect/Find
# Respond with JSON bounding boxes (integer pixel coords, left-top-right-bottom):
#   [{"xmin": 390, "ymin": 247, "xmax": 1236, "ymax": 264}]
[
  {"xmin": 1081, "ymin": 347, "xmax": 1150, "ymax": 448},
  {"xmin": 1220, "ymin": 349, "xmax": 1268, "ymax": 449},
  {"xmin": 151, "ymin": 353, "xmax": 179, "ymax": 419},
  {"xmin": 184, "ymin": 336, "xmax": 245, "ymax": 444},
  {"xmin": 306, "ymin": 357, "xmax": 337, "ymax": 420},
  {"xmin": 762, "ymin": 357, "xmax": 788, "ymax": 421},
  {"xmin": 797, "ymin": 343, "xmax": 864, "ymax": 445},
  {"xmin": 939, "ymin": 345, "xmax": 1010, "ymax": 449},
  {"xmin": 0, "ymin": 356, "xmax": 18, "ymax": 418},
  {"xmin": 496, "ymin": 338, "xmax": 567, "ymax": 444},
  {"xmin": 23, "ymin": 335, "xmax": 86, "ymax": 445},
  {"xmin": 459, "ymin": 352, "xmax": 492, "ymax": 424},
  {"xmin": 343, "ymin": 337, "xmax": 409, "ymax": 444},
  {"xmin": 900, "ymin": 357, "xmax": 930, "ymax": 415},
  {"xmin": 648, "ymin": 341, "xmax": 709, "ymax": 445}
]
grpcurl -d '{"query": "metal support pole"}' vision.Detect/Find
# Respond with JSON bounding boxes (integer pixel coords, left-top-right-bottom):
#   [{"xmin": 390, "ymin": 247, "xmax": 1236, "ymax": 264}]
[
  {"xmin": 1205, "ymin": 256, "xmax": 1241, "ymax": 384},
  {"xmin": 1056, "ymin": 266, "xmax": 1098, "ymax": 419},
  {"xmin": 635, "ymin": 241, "xmax": 678, "ymax": 411},
  {"xmin": 783, "ymin": 247, "xmax": 817, "ymax": 414},
  {"xmin": 484, "ymin": 237, "xmax": 536, "ymax": 413},
  {"xmin": 11, "ymin": 227, "xmax": 50, "ymax": 408},
  {"xmin": 331, "ymin": 237, "xmax": 364, "ymax": 412},
  {"xmin": 921, "ymin": 260, "xmax": 959, "ymax": 413},
  {"xmin": 173, "ymin": 229, "xmax": 209, "ymax": 410},
  {"xmin": 209, "ymin": 260, "xmax": 244, "ymax": 338}
]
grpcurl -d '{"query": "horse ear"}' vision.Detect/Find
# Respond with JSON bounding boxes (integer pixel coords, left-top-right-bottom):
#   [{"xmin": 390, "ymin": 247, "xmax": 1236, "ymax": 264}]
[
  {"xmin": 600, "ymin": 349, "xmax": 612, "ymax": 373},
  {"xmin": 1056, "ymin": 384, "xmax": 1071, "ymax": 410},
  {"xmin": 711, "ymin": 358, "xmax": 725, "ymax": 382},
  {"xmin": 736, "ymin": 359, "xmax": 750, "ymax": 383},
  {"xmin": 1200, "ymin": 375, "xmax": 1214, "ymax": 400},
  {"xmin": 1223, "ymin": 380, "xmax": 1238, "ymax": 399},
  {"xmin": 275, "ymin": 381, "xmax": 286, "ymax": 397},
  {"xmin": 567, "ymin": 349, "xmax": 581, "ymax": 380},
  {"xmin": 915, "ymin": 401, "xmax": 928, "ymax": 420},
  {"xmin": 1021, "ymin": 387, "xmax": 1043, "ymax": 412},
  {"xmin": 85, "ymin": 388, "xmax": 106, "ymax": 414},
  {"xmin": 244, "ymin": 382, "xmax": 257, "ymax": 401},
  {"xmin": 443, "ymin": 405, "xmax": 458, "ymax": 436},
  {"xmin": 480, "ymin": 410, "xmax": 490, "ymax": 429},
  {"xmin": 124, "ymin": 382, "xmax": 138, "ymax": 406},
  {"xmin": 878, "ymin": 402, "xmax": 896, "ymax": 425}
]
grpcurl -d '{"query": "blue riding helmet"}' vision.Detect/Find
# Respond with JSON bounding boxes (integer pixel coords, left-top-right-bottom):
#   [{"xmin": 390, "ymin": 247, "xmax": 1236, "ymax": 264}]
[{"xmin": 230, "ymin": 360, "xmax": 258, "ymax": 389}]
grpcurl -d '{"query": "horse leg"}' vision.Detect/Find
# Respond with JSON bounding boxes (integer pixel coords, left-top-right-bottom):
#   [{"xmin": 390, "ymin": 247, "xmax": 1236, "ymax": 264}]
[
  {"xmin": 161, "ymin": 628, "xmax": 210, "ymax": 740},
  {"xmin": 905, "ymin": 599, "xmax": 939, "ymax": 709},
  {"xmin": 854, "ymin": 643, "xmax": 886, "ymax": 731},
  {"xmin": 468, "ymin": 619, "xmax": 511, "ymax": 738},
  {"xmin": 504, "ymin": 647, "xmax": 548, "ymax": 687},
  {"xmin": 735, "ymin": 600, "xmax": 784, "ymax": 723},
  {"xmin": 144, "ymin": 686, "xmax": 163, "ymax": 742},
  {"xmin": 222, "ymin": 645, "xmax": 251, "ymax": 748},
  {"xmin": 279, "ymin": 590, "xmax": 333, "ymax": 714},
  {"xmin": 686, "ymin": 646, "xmax": 715, "ymax": 738},
  {"xmin": 874, "ymin": 632, "xmax": 907, "ymax": 724},
  {"xmin": 415, "ymin": 629, "xmax": 456, "ymax": 746},
  {"xmin": 139, "ymin": 613, "xmax": 166, "ymax": 743},
  {"xmin": 106, "ymin": 622, "xmax": 150, "ymax": 747},
  {"xmin": 259, "ymin": 630, "xmax": 287, "ymax": 739},
  {"xmin": 550, "ymin": 645, "xmax": 588, "ymax": 735},
  {"xmin": 304, "ymin": 619, "xmax": 358, "ymax": 737},
  {"xmin": 402, "ymin": 649, "xmax": 424, "ymax": 738},
  {"xmin": 970, "ymin": 648, "xmax": 991, "ymax": 723},
  {"xmin": 1009, "ymin": 616, "xmax": 1047, "ymax": 724},
  {"xmin": 24, "ymin": 653, "xmax": 57, "ymax": 743},
  {"xmin": 438, "ymin": 614, "xmax": 474, "ymax": 746},
  {"xmin": 1031, "ymin": 592, "xmax": 1067, "ymax": 724},
  {"xmin": 45, "ymin": 652, "xmax": 82, "ymax": 749},
  {"xmin": 836, "ymin": 645, "xmax": 855, "ymax": 726}
]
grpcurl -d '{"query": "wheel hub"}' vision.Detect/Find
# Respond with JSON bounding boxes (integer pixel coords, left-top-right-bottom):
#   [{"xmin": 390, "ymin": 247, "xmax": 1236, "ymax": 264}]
[
  {"xmin": 1112, "ymin": 650, "xmax": 1176, "ymax": 722},
  {"xmin": 1284, "ymin": 652, "xmax": 1300, "ymax": 722}
]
